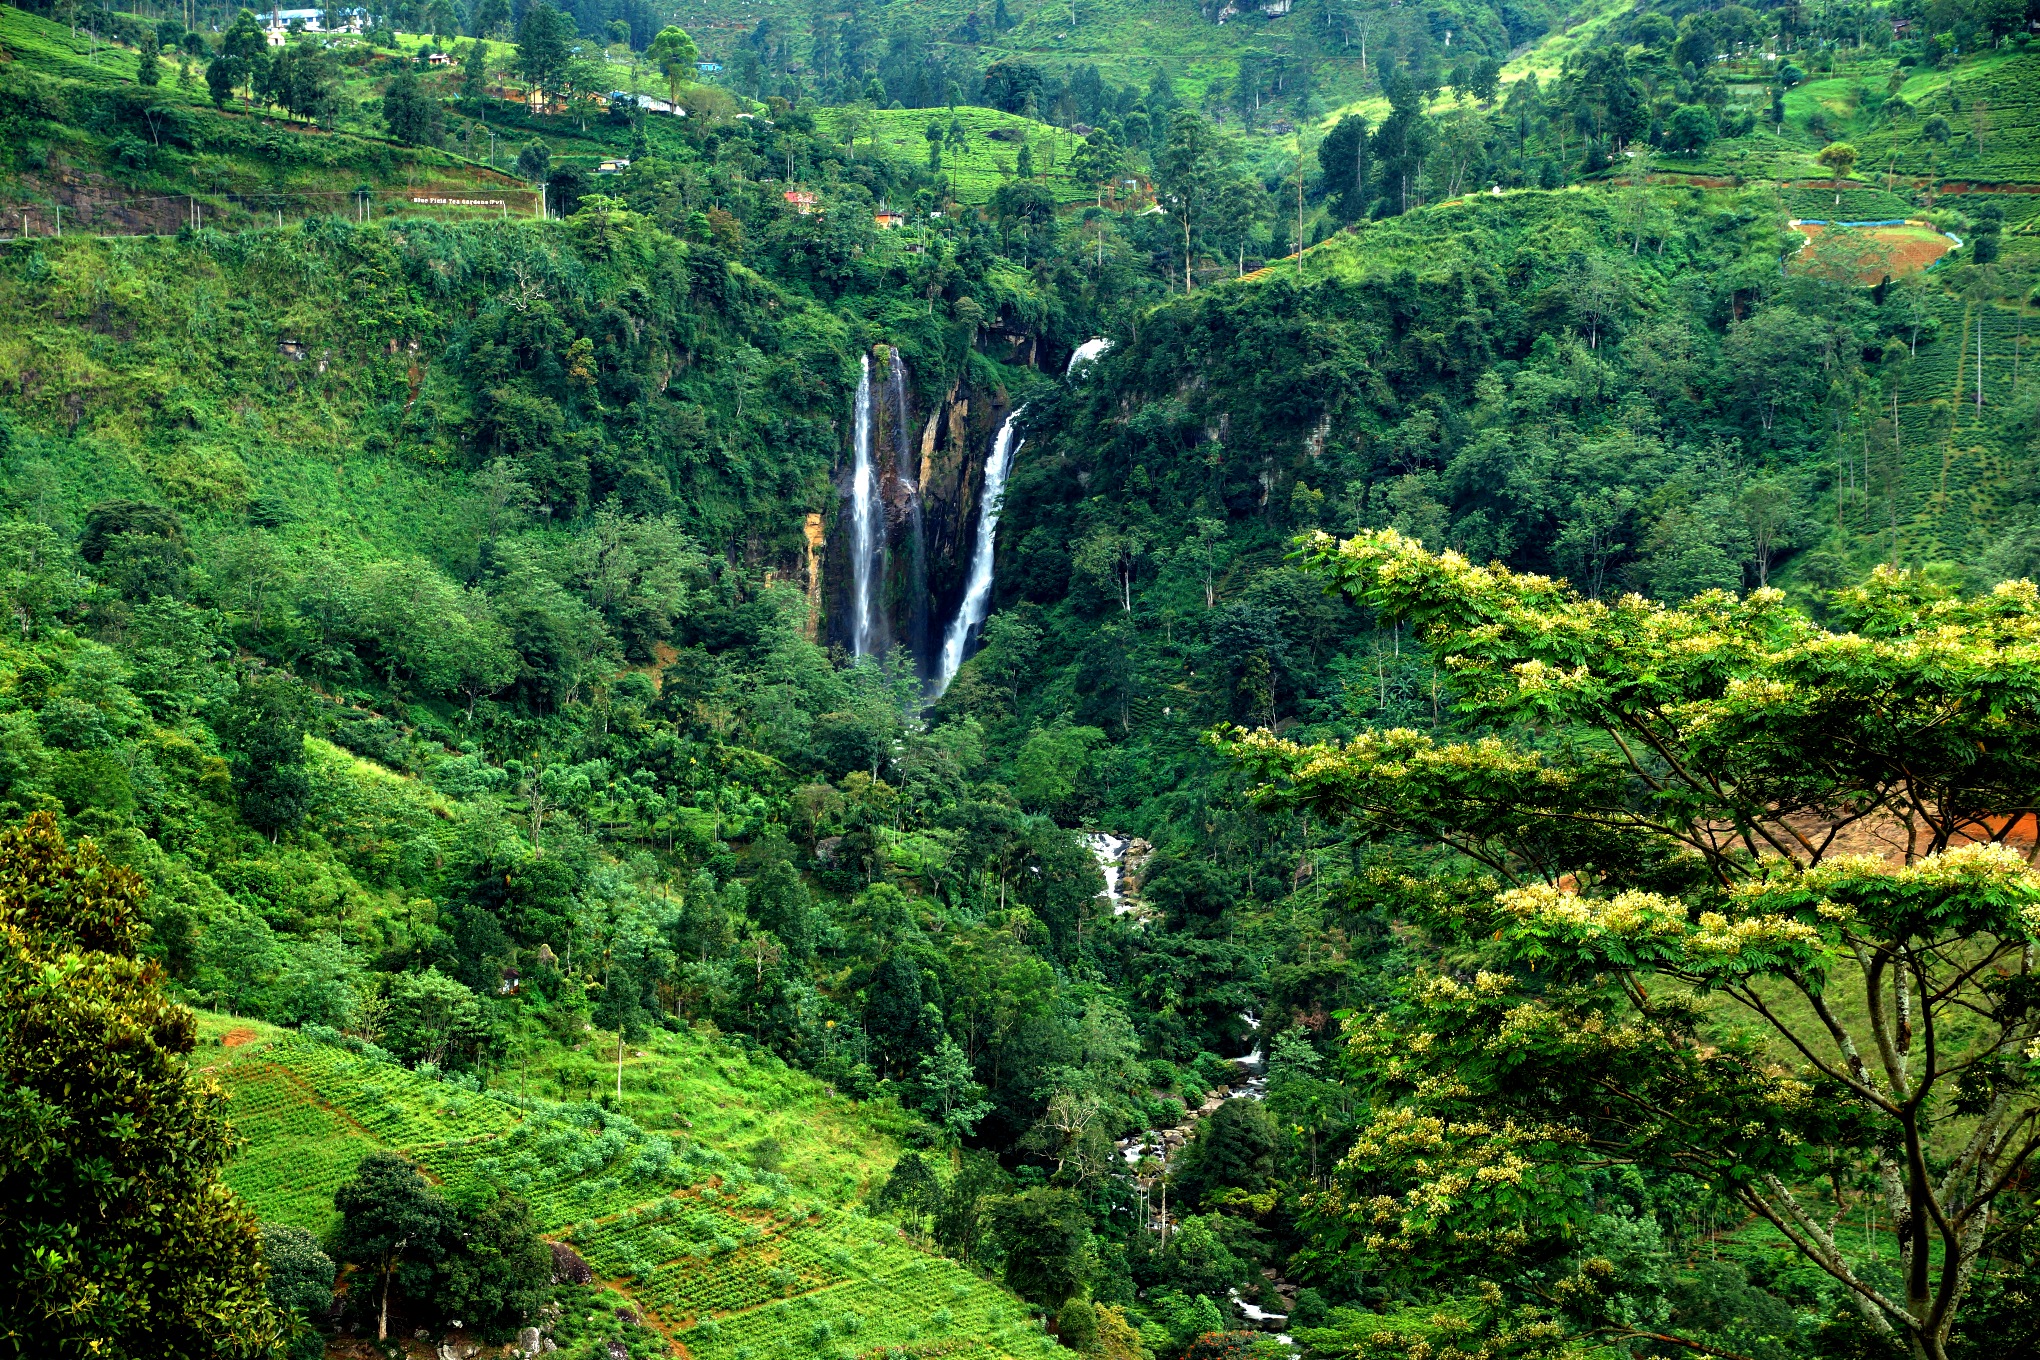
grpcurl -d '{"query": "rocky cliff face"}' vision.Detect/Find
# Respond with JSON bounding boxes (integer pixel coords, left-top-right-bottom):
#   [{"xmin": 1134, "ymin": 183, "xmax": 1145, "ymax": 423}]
[{"xmin": 821, "ymin": 362, "xmax": 1012, "ymax": 682}]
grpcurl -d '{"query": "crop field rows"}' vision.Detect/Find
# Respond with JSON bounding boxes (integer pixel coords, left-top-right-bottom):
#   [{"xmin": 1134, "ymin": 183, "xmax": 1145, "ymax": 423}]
[
  {"xmin": 1776, "ymin": 186, "xmax": 1917, "ymax": 220},
  {"xmin": 565, "ymin": 1194, "xmax": 950, "ymax": 1318},
  {"xmin": 203, "ymin": 1030, "xmax": 1042, "ymax": 1356},
  {"xmin": 209, "ymin": 1061, "xmax": 385, "ymax": 1230},
  {"xmin": 678, "ymin": 1256, "xmax": 1062, "ymax": 1360},
  {"xmin": 1856, "ymin": 53, "xmax": 2040, "ymax": 184},
  {"xmin": 1874, "ymin": 298, "xmax": 2039, "ymax": 562},
  {"xmin": 269, "ymin": 1039, "xmax": 522, "ymax": 1148},
  {"xmin": 1941, "ymin": 191, "xmax": 2040, "ymax": 226}
]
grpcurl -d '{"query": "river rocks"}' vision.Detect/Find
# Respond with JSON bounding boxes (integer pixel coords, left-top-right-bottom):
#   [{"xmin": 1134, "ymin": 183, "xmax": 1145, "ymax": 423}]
[{"xmin": 1085, "ymin": 834, "xmax": 1156, "ymax": 919}]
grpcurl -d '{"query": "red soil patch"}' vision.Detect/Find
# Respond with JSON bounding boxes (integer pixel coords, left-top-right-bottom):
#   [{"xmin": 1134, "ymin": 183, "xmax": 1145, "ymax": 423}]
[
  {"xmin": 220, "ymin": 1027, "xmax": 259, "ymax": 1048},
  {"xmin": 1957, "ymin": 812, "xmax": 2038, "ymax": 850},
  {"xmin": 1791, "ymin": 222, "xmax": 1953, "ymax": 281}
]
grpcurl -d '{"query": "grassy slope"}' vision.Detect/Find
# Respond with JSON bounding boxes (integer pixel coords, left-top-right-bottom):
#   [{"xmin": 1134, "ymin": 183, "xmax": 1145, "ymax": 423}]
[
  {"xmin": 1496, "ymin": 0, "xmax": 1632, "ymax": 88},
  {"xmin": 194, "ymin": 1013, "xmax": 1055, "ymax": 1359},
  {"xmin": 0, "ymin": 226, "xmax": 481, "ymax": 548},
  {"xmin": 1314, "ymin": 0, "xmax": 1633, "ymax": 133},
  {"xmin": 829, "ymin": 104, "xmax": 1098, "ymax": 204}
]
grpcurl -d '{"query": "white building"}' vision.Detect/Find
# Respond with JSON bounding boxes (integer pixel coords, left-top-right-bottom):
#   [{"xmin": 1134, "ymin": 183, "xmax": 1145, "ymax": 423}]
[{"xmin": 259, "ymin": 8, "xmax": 368, "ymax": 33}]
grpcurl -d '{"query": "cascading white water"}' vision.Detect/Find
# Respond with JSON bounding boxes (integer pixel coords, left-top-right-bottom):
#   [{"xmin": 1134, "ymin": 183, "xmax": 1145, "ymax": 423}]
[
  {"xmin": 933, "ymin": 406, "xmax": 1023, "ymax": 695},
  {"xmin": 1065, "ymin": 336, "xmax": 1112, "ymax": 376},
  {"xmin": 1088, "ymin": 833, "xmax": 1129, "ymax": 913},
  {"xmin": 849, "ymin": 352, "xmax": 878, "ymax": 657}
]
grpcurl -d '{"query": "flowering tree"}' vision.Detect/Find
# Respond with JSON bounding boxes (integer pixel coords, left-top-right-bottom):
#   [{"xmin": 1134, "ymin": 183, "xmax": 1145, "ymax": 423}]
[{"xmin": 1222, "ymin": 530, "xmax": 2040, "ymax": 1360}]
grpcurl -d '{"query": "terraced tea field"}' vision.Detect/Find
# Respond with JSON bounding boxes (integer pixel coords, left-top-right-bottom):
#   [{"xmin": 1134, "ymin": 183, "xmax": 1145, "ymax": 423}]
[
  {"xmin": 193, "ymin": 1015, "xmax": 1056, "ymax": 1359},
  {"xmin": 1845, "ymin": 295, "xmax": 2039, "ymax": 568},
  {"xmin": 824, "ymin": 106, "xmax": 1100, "ymax": 206}
]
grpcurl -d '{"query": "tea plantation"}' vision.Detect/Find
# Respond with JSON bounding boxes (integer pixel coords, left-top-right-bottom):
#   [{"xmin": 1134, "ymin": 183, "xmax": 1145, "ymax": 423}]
[{"xmin": 193, "ymin": 1014, "xmax": 1059, "ymax": 1360}]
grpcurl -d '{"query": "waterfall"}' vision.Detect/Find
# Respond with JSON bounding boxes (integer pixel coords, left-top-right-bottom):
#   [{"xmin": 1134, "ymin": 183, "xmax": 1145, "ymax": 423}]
[
  {"xmin": 1066, "ymin": 337, "xmax": 1112, "ymax": 376},
  {"xmin": 890, "ymin": 348, "xmax": 929, "ymax": 675},
  {"xmin": 933, "ymin": 407, "xmax": 1024, "ymax": 695},
  {"xmin": 849, "ymin": 352, "xmax": 878, "ymax": 658}
]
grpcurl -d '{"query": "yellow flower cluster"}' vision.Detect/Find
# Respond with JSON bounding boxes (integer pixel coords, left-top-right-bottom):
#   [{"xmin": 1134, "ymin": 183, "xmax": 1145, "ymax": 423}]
[
  {"xmin": 1494, "ymin": 882, "xmax": 1686, "ymax": 938},
  {"xmin": 1422, "ymin": 974, "xmax": 1474, "ymax": 1002},
  {"xmin": 1509, "ymin": 659, "xmax": 1591, "ymax": 694},
  {"xmin": 1898, "ymin": 840, "xmax": 2036, "ymax": 888},
  {"xmin": 1796, "ymin": 842, "xmax": 2037, "ymax": 894},
  {"xmin": 1689, "ymin": 911, "xmax": 1823, "ymax": 957},
  {"xmin": 1722, "ymin": 674, "xmax": 1800, "ymax": 705}
]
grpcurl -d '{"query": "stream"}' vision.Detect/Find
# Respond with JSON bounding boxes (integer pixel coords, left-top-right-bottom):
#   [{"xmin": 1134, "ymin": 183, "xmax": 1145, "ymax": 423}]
[
  {"xmin": 1110, "ymin": 1009, "xmax": 1292, "ymax": 1345},
  {"xmin": 1084, "ymin": 833, "xmax": 1144, "ymax": 916},
  {"xmin": 1084, "ymin": 834, "xmax": 1289, "ymax": 1338}
]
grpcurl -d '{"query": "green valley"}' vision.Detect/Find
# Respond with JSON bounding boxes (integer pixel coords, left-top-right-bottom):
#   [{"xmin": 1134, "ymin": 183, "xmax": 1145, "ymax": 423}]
[{"xmin": 2, "ymin": 0, "xmax": 2039, "ymax": 1359}]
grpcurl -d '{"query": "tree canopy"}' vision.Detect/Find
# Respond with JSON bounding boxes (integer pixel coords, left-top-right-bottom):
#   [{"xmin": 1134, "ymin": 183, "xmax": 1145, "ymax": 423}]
[
  {"xmin": 0, "ymin": 813, "xmax": 280, "ymax": 1358},
  {"xmin": 1224, "ymin": 531, "xmax": 2040, "ymax": 1360}
]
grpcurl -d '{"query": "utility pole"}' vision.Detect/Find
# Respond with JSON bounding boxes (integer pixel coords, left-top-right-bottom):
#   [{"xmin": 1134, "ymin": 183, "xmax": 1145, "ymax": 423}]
[{"xmin": 1297, "ymin": 143, "xmax": 1306, "ymax": 282}]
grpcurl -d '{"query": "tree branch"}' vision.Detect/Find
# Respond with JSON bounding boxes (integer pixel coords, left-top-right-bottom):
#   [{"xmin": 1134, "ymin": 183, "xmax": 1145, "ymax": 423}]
[{"xmin": 1738, "ymin": 1183, "xmax": 1909, "ymax": 1334}]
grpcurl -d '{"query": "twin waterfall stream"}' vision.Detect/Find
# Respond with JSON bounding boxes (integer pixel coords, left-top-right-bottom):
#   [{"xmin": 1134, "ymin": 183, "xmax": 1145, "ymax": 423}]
[
  {"xmin": 935, "ymin": 407, "xmax": 1022, "ymax": 694},
  {"xmin": 848, "ymin": 353, "xmax": 879, "ymax": 659},
  {"xmin": 842, "ymin": 342, "xmax": 1094, "ymax": 696}
]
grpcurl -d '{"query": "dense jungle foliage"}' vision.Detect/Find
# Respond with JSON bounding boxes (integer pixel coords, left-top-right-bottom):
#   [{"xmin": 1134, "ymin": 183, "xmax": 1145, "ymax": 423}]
[{"xmin": 3, "ymin": 0, "xmax": 2040, "ymax": 1358}]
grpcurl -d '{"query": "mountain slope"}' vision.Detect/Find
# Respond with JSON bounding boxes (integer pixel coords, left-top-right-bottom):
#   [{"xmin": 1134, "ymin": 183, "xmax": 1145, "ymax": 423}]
[{"xmin": 195, "ymin": 1014, "xmax": 1053, "ymax": 1358}]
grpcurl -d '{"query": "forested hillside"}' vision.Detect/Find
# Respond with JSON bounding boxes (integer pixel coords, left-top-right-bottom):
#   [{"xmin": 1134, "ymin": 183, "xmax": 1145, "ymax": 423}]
[{"xmin": 2, "ymin": 0, "xmax": 2039, "ymax": 1358}]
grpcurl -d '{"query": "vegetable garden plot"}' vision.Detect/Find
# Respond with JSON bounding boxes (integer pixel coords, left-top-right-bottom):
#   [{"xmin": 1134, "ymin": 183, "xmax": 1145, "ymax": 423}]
[{"xmin": 1789, "ymin": 221, "xmax": 1956, "ymax": 280}]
